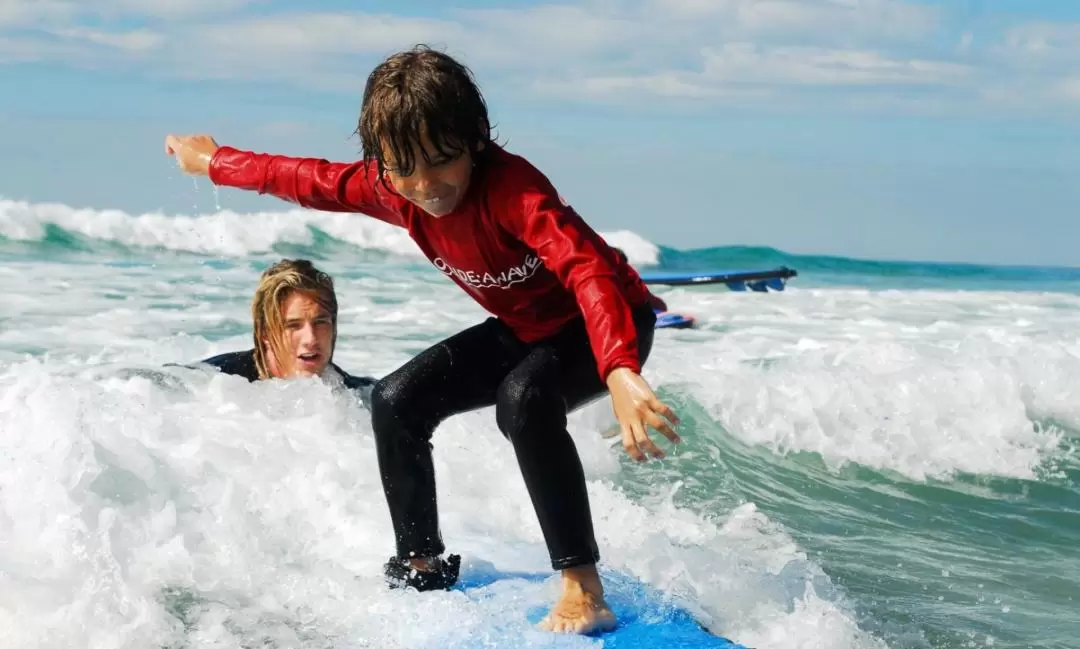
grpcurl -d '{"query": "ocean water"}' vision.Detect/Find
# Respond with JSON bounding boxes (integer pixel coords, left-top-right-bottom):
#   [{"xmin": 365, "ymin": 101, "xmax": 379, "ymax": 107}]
[{"xmin": 1, "ymin": 197, "xmax": 1078, "ymax": 649}]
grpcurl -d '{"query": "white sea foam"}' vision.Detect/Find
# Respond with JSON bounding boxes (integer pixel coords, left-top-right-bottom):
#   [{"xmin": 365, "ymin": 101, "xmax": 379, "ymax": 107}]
[{"xmin": 641, "ymin": 285, "xmax": 1077, "ymax": 481}]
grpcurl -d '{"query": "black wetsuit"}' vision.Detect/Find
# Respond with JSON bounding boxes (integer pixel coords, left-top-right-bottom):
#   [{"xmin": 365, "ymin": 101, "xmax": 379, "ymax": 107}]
[
  {"xmin": 370, "ymin": 303, "xmax": 657, "ymax": 572},
  {"xmin": 197, "ymin": 350, "xmax": 377, "ymax": 409}
]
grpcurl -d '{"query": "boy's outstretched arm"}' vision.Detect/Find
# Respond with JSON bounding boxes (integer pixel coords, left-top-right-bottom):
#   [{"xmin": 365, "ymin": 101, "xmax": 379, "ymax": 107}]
[{"xmin": 163, "ymin": 134, "xmax": 403, "ymax": 225}]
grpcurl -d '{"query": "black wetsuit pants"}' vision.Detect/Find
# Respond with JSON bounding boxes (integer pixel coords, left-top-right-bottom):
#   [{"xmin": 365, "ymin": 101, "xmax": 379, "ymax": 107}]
[{"xmin": 370, "ymin": 303, "xmax": 656, "ymax": 570}]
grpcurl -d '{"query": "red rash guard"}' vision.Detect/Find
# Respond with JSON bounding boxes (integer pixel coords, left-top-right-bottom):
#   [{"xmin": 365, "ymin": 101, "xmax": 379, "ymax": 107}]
[{"xmin": 208, "ymin": 144, "xmax": 655, "ymax": 379}]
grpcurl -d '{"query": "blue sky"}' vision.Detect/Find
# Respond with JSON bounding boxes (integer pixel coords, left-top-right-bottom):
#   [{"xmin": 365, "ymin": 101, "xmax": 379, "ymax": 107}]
[{"xmin": 1, "ymin": 0, "xmax": 1078, "ymax": 266}]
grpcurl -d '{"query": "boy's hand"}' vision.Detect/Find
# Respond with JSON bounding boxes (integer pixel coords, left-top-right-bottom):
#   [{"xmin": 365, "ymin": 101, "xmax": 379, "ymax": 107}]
[
  {"xmin": 606, "ymin": 367, "xmax": 681, "ymax": 462},
  {"xmin": 165, "ymin": 134, "xmax": 219, "ymax": 176}
]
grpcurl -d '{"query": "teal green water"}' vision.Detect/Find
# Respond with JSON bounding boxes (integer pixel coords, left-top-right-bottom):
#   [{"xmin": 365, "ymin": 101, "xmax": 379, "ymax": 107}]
[
  {"xmin": 614, "ymin": 245, "xmax": 1080, "ymax": 648},
  {"xmin": 611, "ymin": 392, "xmax": 1080, "ymax": 649},
  {"xmin": 665, "ymin": 244, "xmax": 1080, "ymax": 294}
]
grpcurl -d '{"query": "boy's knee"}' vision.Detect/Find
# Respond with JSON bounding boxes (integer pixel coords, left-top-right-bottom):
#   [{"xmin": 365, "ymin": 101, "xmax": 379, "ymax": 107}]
[
  {"xmin": 495, "ymin": 373, "xmax": 562, "ymax": 441},
  {"xmin": 370, "ymin": 376, "xmax": 406, "ymax": 429},
  {"xmin": 495, "ymin": 376, "xmax": 530, "ymax": 439}
]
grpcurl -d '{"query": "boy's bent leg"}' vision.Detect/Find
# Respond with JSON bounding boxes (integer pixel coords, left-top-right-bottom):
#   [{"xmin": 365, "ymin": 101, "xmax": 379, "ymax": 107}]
[
  {"xmin": 495, "ymin": 348, "xmax": 599, "ymax": 571},
  {"xmin": 495, "ymin": 348, "xmax": 615, "ymax": 633},
  {"xmin": 511, "ymin": 303, "xmax": 657, "ymax": 568},
  {"xmin": 499, "ymin": 304, "xmax": 656, "ymax": 632},
  {"xmin": 370, "ymin": 317, "xmax": 523, "ymax": 584}
]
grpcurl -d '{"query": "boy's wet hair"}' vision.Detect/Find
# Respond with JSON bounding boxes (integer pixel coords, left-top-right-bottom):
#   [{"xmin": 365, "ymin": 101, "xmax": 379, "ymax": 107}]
[{"xmin": 357, "ymin": 45, "xmax": 493, "ymax": 178}]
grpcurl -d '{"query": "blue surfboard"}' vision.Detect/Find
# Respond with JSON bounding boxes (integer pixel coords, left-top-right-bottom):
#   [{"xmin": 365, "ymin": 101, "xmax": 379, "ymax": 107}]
[
  {"xmin": 639, "ymin": 267, "xmax": 796, "ymax": 292},
  {"xmin": 654, "ymin": 310, "xmax": 697, "ymax": 330},
  {"xmin": 450, "ymin": 565, "xmax": 748, "ymax": 648}
]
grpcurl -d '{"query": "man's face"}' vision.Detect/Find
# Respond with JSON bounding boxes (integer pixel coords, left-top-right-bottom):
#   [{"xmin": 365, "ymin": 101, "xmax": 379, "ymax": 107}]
[{"xmin": 264, "ymin": 290, "xmax": 334, "ymax": 378}]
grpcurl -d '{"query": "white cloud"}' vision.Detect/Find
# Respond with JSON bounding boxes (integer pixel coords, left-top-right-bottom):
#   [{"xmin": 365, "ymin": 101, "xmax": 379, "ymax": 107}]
[
  {"xmin": 450, "ymin": 0, "xmax": 941, "ymax": 73},
  {"xmin": 0, "ymin": 0, "xmax": 1074, "ymax": 115},
  {"xmin": 48, "ymin": 26, "xmax": 164, "ymax": 52},
  {"xmin": 194, "ymin": 12, "xmax": 462, "ymax": 57},
  {"xmin": 1059, "ymin": 78, "xmax": 1080, "ymax": 102},
  {"xmin": 180, "ymin": 7, "xmax": 639, "ymax": 80},
  {"xmin": 95, "ymin": 0, "xmax": 261, "ymax": 20},
  {"xmin": 0, "ymin": 0, "xmax": 73, "ymax": 27},
  {"xmin": 159, "ymin": 2, "xmax": 957, "ymax": 98},
  {"xmin": 1001, "ymin": 21, "xmax": 1080, "ymax": 62},
  {"xmin": 701, "ymin": 43, "xmax": 970, "ymax": 86},
  {"xmin": 525, "ymin": 42, "xmax": 969, "ymax": 111},
  {"xmin": 463, "ymin": 5, "xmax": 639, "ymax": 53},
  {"xmin": 532, "ymin": 71, "xmax": 757, "ymax": 101},
  {"xmin": 0, "ymin": 34, "xmax": 84, "ymax": 62},
  {"xmin": 166, "ymin": 12, "xmax": 467, "ymax": 91},
  {"xmin": 973, "ymin": 21, "xmax": 1080, "ymax": 113},
  {"xmin": 957, "ymin": 31, "xmax": 973, "ymax": 54},
  {"xmin": 0, "ymin": 0, "xmax": 260, "ymax": 28},
  {"xmin": 642, "ymin": 0, "xmax": 939, "ymax": 41}
]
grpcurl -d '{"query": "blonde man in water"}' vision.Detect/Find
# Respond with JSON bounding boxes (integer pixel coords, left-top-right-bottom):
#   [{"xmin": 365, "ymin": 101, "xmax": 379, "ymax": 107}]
[{"xmin": 195, "ymin": 258, "xmax": 376, "ymax": 406}]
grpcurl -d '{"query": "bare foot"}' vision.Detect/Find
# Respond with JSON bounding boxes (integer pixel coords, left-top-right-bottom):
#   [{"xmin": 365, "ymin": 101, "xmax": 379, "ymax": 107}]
[{"xmin": 538, "ymin": 564, "xmax": 617, "ymax": 634}]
